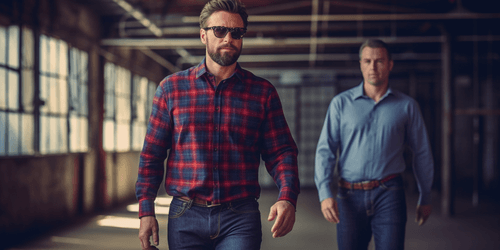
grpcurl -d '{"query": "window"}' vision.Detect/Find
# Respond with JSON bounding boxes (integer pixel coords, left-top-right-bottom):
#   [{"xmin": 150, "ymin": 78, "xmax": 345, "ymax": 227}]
[
  {"xmin": 39, "ymin": 35, "xmax": 89, "ymax": 154},
  {"xmin": 103, "ymin": 62, "xmax": 157, "ymax": 152},
  {"xmin": 0, "ymin": 25, "xmax": 35, "ymax": 156},
  {"xmin": 68, "ymin": 48, "xmax": 89, "ymax": 152},
  {"xmin": 104, "ymin": 63, "xmax": 131, "ymax": 152},
  {"xmin": 0, "ymin": 25, "xmax": 89, "ymax": 156},
  {"xmin": 131, "ymin": 75, "xmax": 148, "ymax": 151},
  {"xmin": 39, "ymin": 35, "xmax": 69, "ymax": 154}
]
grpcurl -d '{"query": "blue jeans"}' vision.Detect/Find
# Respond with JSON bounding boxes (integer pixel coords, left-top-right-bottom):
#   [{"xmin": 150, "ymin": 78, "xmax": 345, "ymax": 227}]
[
  {"xmin": 167, "ymin": 197, "xmax": 262, "ymax": 250},
  {"xmin": 336, "ymin": 176, "xmax": 407, "ymax": 250}
]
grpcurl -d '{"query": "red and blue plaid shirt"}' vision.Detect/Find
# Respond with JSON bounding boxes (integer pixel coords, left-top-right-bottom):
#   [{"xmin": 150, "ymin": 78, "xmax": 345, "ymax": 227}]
[{"xmin": 136, "ymin": 59, "xmax": 299, "ymax": 218}]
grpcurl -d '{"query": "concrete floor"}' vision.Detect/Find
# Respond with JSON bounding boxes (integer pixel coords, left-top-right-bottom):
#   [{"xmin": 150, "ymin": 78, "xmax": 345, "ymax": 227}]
[{"xmin": 6, "ymin": 188, "xmax": 500, "ymax": 250}]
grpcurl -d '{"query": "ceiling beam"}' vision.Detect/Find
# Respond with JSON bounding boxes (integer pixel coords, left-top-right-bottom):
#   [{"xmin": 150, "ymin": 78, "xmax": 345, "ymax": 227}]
[
  {"xmin": 112, "ymin": 0, "xmax": 182, "ymax": 72},
  {"xmin": 112, "ymin": 0, "xmax": 162, "ymax": 37},
  {"xmin": 179, "ymin": 12, "xmax": 500, "ymax": 23},
  {"xmin": 176, "ymin": 52, "xmax": 441, "ymax": 65},
  {"xmin": 101, "ymin": 36, "xmax": 446, "ymax": 49}
]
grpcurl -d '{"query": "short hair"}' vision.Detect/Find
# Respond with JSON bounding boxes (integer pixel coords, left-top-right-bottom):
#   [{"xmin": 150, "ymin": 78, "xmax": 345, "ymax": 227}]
[
  {"xmin": 199, "ymin": 0, "xmax": 249, "ymax": 29},
  {"xmin": 359, "ymin": 39, "xmax": 392, "ymax": 61}
]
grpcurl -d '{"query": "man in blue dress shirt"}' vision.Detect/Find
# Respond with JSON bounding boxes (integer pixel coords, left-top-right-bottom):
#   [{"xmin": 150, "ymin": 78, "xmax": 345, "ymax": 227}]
[{"xmin": 315, "ymin": 39, "xmax": 434, "ymax": 250}]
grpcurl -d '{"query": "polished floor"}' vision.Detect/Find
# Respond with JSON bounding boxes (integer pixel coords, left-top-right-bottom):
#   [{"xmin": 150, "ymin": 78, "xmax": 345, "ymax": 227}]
[{"xmin": 6, "ymin": 188, "xmax": 500, "ymax": 250}]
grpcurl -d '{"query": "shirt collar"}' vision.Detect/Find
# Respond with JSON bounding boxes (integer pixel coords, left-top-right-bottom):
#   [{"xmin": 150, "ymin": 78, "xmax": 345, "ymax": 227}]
[
  {"xmin": 354, "ymin": 81, "xmax": 394, "ymax": 100},
  {"xmin": 195, "ymin": 57, "xmax": 244, "ymax": 82}
]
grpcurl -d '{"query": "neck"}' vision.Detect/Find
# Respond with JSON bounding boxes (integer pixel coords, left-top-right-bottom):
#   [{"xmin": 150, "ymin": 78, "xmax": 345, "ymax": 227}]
[
  {"xmin": 206, "ymin": 57, "xmax": 237, "ymax": 86},
  {"xmin": 364, "ymin": 81, "xmax": 389, "ymax": 103}
]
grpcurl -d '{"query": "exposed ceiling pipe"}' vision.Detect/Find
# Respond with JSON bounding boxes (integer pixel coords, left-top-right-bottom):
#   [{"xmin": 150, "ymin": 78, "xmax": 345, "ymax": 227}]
[
  {"xmin": 176, "ymin": 52, "xmax": 441, "ymax": 65},
  {"xmin": 180, "ymin": 12, "xmax": 500, "ymax": 23},
  {"xmin": 247, "ymin": 1, "xmax": 312, "ymax": 15},
  {"xmin": 138, "ymin": 47, "xmax": 181, "ymax": 73},
  {"xmin": 112, "ymin": 0, "xmax": 182, "ymax": 72},
  {"xmin": 328, "ymin": 0, "xmax": 424, "ymax": 13},
  {"xmin": 309, "ymin": 0, "xmax": 319, "ymax": 67},
  {"xmin": 101, "ymin": 35, "xmax": 446, "ymax": 48},
  {"xmin": 112, "ymin": 0, "xmax": 163, "ymax": 37}
]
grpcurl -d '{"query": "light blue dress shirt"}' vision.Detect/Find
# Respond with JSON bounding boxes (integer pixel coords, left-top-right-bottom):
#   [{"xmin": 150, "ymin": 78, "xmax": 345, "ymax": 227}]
[{"xmin": 315, "ymin": 82, "xmax": 434, "ymax": 205}]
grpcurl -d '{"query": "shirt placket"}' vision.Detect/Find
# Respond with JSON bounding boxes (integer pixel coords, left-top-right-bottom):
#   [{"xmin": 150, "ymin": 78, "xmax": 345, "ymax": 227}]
[
  {"xmin": 212, "ymin": 77, "xmax": 222, "ymax": 203},
  {"xmin": 368, "ymin": 101, "xmax": 377, "ymax": 177}
]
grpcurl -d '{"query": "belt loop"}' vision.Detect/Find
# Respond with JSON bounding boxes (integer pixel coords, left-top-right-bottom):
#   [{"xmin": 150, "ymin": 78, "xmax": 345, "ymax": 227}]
[{"xmin": 186, "ymin": 199, "xmax": 193, "ymax": 209}]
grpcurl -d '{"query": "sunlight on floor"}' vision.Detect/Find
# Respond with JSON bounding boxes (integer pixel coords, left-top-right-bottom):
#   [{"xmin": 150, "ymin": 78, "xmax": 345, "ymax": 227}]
[
  {"xmin": 126, "ymin": 196, "xmax": 172, "ymax": 215},
  {"xmin": 96, "ymin": 216, "xmax": 140, "ymax": 229}
]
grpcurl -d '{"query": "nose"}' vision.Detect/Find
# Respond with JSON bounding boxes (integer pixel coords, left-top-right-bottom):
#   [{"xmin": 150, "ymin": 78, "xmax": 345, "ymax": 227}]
[{"xmin": 223, "ymin": 31, "xmax": 233, "ymax": 42}]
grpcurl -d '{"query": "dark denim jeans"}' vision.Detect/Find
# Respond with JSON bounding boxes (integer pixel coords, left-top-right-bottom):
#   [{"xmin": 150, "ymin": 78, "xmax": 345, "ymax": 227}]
[
  {"xmin": 336, "ymin": 176, "xmax": 407, "ymax": 250},
  {"xmin": 167, "ymin": 197, "xmax": 262, "ymax": 250}
]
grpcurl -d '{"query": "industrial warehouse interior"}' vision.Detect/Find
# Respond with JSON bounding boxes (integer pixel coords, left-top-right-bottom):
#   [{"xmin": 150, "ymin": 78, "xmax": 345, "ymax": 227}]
[{"xmin": 1, "ymin": 0, "xmax": 500, "ymax": 249}]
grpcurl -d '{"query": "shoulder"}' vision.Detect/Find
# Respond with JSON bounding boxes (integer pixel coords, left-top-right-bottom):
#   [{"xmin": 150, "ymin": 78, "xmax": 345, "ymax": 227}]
[
  {"xmin": 159, "ymin": 66, "xmax": 198, "ymax": 90},
  {"xmin": 240, "ymin": 68, "xmax": 274, "ymax": 87},
  {"xmin": 389, "ymin": 89, "xmax": 419, "ymax": 107},
  {"xmin": 238, "ymin": 68, "xmax": 278, "ymax": 97},
  {"xmin": 330, "ymin": 85, "xmax": 357, "ymax": 107}
]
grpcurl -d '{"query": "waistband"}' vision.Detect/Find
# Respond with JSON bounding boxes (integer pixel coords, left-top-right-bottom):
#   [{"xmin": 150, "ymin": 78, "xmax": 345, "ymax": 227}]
[
  {"xmin": 338, "ymin": 174, "xmax": 400, "ymax": 190},
  {"xmin": 175, "ymin": 196, "xmax": 256, "ymax": 208}
]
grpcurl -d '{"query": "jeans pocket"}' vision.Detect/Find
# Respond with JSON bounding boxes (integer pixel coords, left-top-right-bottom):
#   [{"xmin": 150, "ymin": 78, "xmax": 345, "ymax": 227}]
[
  {"xmin": 229, "ymin": 199, "xmax": 260, "ymax": 214},
  {"xmin": 169, "ymin": 199, "xmax": 189, "ymax": 219}
]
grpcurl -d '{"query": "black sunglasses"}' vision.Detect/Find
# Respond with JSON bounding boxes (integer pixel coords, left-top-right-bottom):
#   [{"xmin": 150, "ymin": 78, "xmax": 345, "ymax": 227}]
[{"xmin": 203, "ymin": 26, "xmax": 247, "ymax": 39}]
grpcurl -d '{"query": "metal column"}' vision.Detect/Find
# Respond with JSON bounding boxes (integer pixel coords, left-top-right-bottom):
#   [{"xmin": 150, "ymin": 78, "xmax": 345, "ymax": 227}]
[{"xmin": 441, "ymin": 33, "xmax": 454, "ymax": 216}]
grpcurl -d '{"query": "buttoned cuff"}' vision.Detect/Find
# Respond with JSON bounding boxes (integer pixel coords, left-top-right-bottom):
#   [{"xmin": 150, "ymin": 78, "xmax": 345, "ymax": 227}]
[
  {"xmin": 138, "ymin": 199, "xmax": 156, "ymax": 218},
  {"xmin": 317, "ymin": 184, "xmax": 334, "ymax": 203},
  {"xmin": 418, "ymin": 192, "xmax": 432, "ymax": 206}
]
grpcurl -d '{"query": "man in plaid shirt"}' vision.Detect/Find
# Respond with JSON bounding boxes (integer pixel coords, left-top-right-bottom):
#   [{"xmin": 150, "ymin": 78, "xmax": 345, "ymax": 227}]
[{"xmin": 136, "ymin": 1, "xmax": 300, "ymax": 249}]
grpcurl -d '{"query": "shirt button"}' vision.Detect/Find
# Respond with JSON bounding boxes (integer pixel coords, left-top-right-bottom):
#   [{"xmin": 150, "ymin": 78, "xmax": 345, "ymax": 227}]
[
  {"xmin": 215, "ymin": 127, "xmax": 218, "ymax": 130},
  {"xmin": 214, "ymin": 148, "xmax": 218, "ymax": 151},
  {"xmin": 215, "ymin": 107, "xmax": 219, "ymax": 111}
]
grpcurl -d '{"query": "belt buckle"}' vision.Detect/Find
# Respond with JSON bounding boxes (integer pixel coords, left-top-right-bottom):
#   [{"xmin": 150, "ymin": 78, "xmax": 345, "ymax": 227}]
[
  {"xmin": 360, "ymin": 180, "xmax": 372, "ymax": 190},
  {"xmin": 205, "ymin": 200, "xmax": 220, "ymax": 207}
]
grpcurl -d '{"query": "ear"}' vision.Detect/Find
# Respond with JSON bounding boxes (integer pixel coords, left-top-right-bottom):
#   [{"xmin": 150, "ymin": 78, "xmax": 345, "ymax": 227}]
[
  {"xmin": 200, "ymin": 28, "xmax": 207, "ymax": 45},
  {"xmin": 389, "ymin": 59, "xmax": 394, "ymax": 71}
]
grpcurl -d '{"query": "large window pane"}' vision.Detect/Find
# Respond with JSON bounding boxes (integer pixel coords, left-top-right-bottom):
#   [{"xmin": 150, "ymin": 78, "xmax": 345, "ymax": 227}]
[
  {"xmin": 116, "ymin": 123, "xmax": 130, "ymax": 152},
  {"xmin": 8, "ymin": 25, "xmax": 19, "ymax": 68},
  {"xmin": 8, "ymin": 113, "xmax": 20, "ymax": 155},
  {"xmin": 40, "ymin": 115, "xmax": 49, "ymax": 154},
  {"xmin": 40, "ymin": 35, "xmax": 47, "ymax": 73},
  {"xmin": 8, "ymin": 70, "xmax": 18, "ymax": 110},
  {"xmin": 0, "ymin": 26, "xmax": 6, "ymax": 65},
  {"xmin": 0, "ymin": 112, "xmax": 5, "ymax": 155},
  {"xmin": 39, "ymin": 35, "xmax": 69, "ymax": 154},
  {"xmin": 103, "ymin": 119, "xmax": 115, "ymax": 151},
  {"xmin": 22, "ymin": 68, "xmax": 34, "ymax": 112},
  {"xmin": 103, "ymin": 62, "xmax": 132, "ymax": 152},
  {"xmin": 21, "ymin": 114, "xmax": 34, "ymax": 154},
  {"xmin": 0, "ymin": 68, "xmax": 6, "ymax": 109}
]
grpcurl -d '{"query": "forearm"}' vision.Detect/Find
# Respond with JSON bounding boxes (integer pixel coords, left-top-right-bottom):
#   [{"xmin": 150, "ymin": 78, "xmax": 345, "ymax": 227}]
[
  {"xmin": 136, "ymin": 157, "xmax": 166, "ymax": 217},
  {"xmin": 268, "ymin": 152, "xmax": 300, "ymax": 207}
]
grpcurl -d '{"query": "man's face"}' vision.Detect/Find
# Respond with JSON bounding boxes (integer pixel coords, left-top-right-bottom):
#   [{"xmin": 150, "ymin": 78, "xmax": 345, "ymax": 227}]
[
  {"xmin": 359, "ymin": 47, "xmax": 394, "ymax": 87},
  {"xmin": 201, "ymin": 11, "xmax": 244, "ymax": 66}
]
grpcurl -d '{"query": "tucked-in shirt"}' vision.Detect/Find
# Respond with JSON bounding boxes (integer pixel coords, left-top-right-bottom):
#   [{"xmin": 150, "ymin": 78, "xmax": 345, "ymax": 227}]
[
  {"xmin": 315, "ymin": 82, "xmax": 434, "ymax": 205},
  {"xmin": 136, "ymin": 59, "xmax": 299, "ymax": 218}
]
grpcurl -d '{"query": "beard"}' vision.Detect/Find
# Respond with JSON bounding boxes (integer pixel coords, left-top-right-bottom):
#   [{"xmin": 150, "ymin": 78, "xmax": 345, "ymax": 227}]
[{"xmin": 207, "ymin": 40, "xmax": 241, "ymax": 66}]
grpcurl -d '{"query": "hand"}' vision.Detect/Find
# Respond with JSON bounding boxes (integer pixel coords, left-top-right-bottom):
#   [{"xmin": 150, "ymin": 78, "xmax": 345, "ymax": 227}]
[
  {"xmin": 321, "ymin": 198, "xmax": 339, "ymax": 224},
  {"xmin": 416, "ymin": 204, "xmax": 432, "ymax": 226},
  {"xmin": 267, "ymin": 200, "xmax": 296, "ymax": 238},
  {"xmin": 139, "ymin": 216, "xmax": 159, "ymax": 249}
]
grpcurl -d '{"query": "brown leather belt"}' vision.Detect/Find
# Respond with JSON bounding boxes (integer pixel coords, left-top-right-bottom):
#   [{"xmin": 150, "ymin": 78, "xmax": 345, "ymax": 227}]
[
  {"xmin": 338, "ymin": 174, "xmax": 400, "ymax": 190},
  {"xmin": 177, "ymin": 196, "xmax": 222, "ymax": 207}
]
